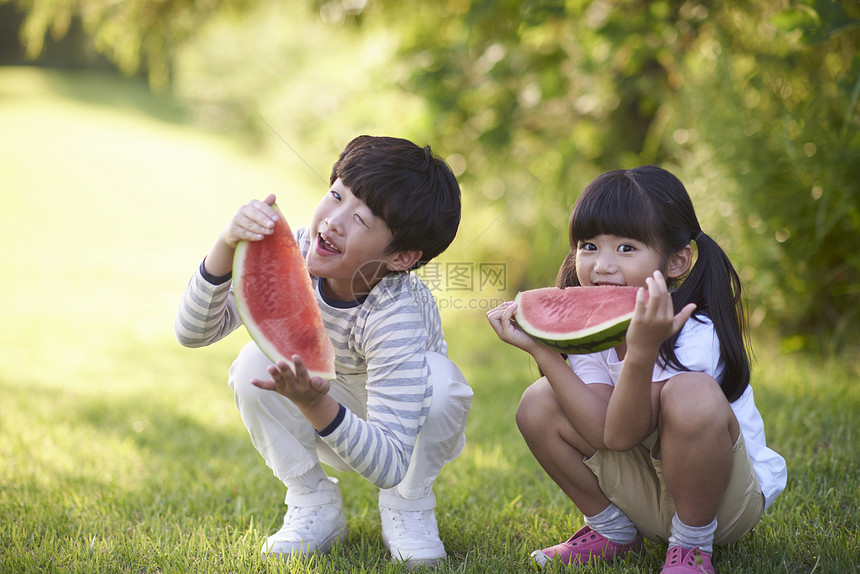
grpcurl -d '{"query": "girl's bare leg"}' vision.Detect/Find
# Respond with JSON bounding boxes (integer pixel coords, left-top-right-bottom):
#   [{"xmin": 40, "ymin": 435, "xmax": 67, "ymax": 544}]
[
  {"xmin": 517, "ymin": 377, "xmax": 610, "ymax": 517},
  {"xmin": 658, "ymin": 373, "xmax": 739, "ymax": 526}
]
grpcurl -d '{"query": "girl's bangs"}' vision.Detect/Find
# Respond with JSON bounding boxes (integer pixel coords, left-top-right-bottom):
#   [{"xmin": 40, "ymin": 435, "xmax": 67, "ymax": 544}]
[{"xmin": 569, "ymin": 183, "xmax": 659, "ymax": 247}]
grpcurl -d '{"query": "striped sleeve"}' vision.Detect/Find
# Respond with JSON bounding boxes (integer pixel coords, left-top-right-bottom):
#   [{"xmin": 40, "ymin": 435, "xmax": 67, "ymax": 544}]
[
  {"xmin": 174, "ymin": 262, "xmax": 243, "ymax": 347},
  {"xmin": 319, "ymin": 278, "xmax": 435, "ymax": 489}
]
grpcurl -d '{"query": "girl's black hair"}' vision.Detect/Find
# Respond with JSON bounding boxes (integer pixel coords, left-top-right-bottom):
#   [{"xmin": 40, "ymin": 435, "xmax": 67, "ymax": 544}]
[{"xmin": 556, "ymin": 166, "xmax": 750, "ymax": 402}]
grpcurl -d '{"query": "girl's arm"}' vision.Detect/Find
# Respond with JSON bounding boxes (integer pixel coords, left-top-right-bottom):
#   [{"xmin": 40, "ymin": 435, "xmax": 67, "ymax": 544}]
[
  {"xmin": 487, "ymin": 302, "xmax": 613, "ymax": 448},
  {"xmin": 532, "ymin": 345, "xmax": 613, "ymax": 448},
  {"xmin": 604, "ymin": 271, "xmax": 696, "ymax": 450}
]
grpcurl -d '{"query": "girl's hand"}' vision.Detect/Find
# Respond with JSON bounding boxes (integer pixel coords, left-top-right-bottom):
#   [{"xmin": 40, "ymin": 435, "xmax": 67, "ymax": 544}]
[
  {"xmin": 626, "ymin": 270, "xmax": 697, "ymax": 356},
  {"xmin": 251, "ymin": 355, "xmax": 332, "ymax": 407},
  {"xmin": 220, "ymin": 193, "xmax": 279, "ymax": 249},
  {"xmin": 487, "ymin": 301, "xmax": 543, "ymax": 354}
]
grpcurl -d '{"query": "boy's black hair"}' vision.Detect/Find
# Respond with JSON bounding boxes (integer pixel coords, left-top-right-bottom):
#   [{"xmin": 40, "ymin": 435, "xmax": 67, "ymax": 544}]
[
  {"xmin": 556, "ymin": 166, "xmax": 751, "ymax": 402},
  {"xmin": 330, "ymin": 135, "xmax": 461, "ymax": 269}
]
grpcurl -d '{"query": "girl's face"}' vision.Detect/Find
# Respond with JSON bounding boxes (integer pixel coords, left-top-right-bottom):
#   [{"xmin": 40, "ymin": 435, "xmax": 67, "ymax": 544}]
[{"xmin": 575, "ymin": 234, "xmax": 666, "ymax": 288}]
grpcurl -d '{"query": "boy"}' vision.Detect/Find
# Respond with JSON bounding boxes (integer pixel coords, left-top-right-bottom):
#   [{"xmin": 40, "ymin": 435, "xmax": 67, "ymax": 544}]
[{"xmin": 175, "ymin": 135, "xmax": 472, "ymax": 568}]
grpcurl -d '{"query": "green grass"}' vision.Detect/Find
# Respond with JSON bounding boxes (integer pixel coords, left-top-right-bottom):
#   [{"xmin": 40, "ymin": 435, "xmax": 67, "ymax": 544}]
[{"xmin": 1, "ymin": 66, "xmax": 858, "ymax": 573}]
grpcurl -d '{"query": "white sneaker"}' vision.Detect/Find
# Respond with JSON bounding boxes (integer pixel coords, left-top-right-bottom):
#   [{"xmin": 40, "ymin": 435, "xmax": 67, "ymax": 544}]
[
  {"xmin": 260, "ymin": 477, "xmax": 347, "ymax": 561},
  {"xmin": 379, "ymin": 489, "xmax": 446, "ymax": 569}
]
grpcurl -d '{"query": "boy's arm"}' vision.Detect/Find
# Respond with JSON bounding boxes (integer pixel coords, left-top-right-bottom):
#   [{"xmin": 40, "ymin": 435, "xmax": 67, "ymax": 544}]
[
  {"xmin": 174, "ymin": 261, "xmax": 243, "ymax": 347},
  {"xmin": 175, "ymin": 194, "xmax": 280, "ymax": 347}
]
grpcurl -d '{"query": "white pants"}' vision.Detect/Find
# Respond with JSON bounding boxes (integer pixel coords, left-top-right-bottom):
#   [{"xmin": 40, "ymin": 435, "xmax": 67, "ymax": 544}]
[{"xmin": 228, "ymin": 342, "xmax": 473, "ymax": 502}]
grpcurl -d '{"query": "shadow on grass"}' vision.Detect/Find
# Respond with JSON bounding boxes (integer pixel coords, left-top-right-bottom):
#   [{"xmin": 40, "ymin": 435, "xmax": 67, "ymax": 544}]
[
  {"xmin": 0, "ymin": 339, "xmax": 281, "ymax": 524},
  {"xmin": 0, "ymin": 66, "xmax": 189, "ymax": 126}
]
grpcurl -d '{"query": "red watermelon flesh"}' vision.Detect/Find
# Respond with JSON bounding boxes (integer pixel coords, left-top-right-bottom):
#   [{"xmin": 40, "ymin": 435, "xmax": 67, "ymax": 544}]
[
  {"xmin": 233, "ymin": 206, "xmax": 336, "ymax": 379},
  {"xmin": 514, "ymin": 286, "xmax": 642, "ymax": 354}
]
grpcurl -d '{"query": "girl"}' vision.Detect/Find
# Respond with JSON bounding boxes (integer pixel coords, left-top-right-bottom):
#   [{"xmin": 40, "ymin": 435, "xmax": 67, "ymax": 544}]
[{"xmin": 487, "ymin": 166, "xmax": 786, "ymax": 573}]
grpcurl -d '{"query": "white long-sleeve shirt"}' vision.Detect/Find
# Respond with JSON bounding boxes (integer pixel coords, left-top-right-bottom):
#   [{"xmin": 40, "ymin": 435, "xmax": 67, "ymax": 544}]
[{"xmin": 175, "ymin": 227, "xmax": 447, "ymax": 489}]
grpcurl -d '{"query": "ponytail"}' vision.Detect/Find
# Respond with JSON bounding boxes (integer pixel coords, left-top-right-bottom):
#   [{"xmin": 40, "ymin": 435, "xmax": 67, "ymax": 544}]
[{"xmin": 663, "ymin": 232, "xmax": 751, "ymax": 402}]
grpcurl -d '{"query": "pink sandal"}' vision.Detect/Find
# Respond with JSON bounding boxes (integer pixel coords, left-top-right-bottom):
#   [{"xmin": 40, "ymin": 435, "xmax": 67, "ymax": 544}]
[
  {"xmin": 661, "ymin": 545, "xmax": 715, "ymax": 573},
  {"xmin": 530, "ymin": 525, "xmax": 643, "ymax": 567}
]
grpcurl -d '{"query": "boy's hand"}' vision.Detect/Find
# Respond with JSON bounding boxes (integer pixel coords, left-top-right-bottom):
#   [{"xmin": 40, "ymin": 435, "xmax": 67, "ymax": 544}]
[
  {"xmin": 203, "ymin": 194, "xmax": 279, "ymax": 277},
  {"xmin": 251, "ymin": 355, "xmax": 342, "ymax": 431},
  {"xmin": 220, "ymin": 193, "xmax": 279, "ymax": 249},
  {"xmin": 252, "ymin": 355, "xmax": 332, "ymax": 407},
  {"xmin": 625, "ymin": 270, "xmax": 696, "ymax": 357},
  {"xmin": 487, "ymin": 301, "xmax": 544, "ymax": 355}
]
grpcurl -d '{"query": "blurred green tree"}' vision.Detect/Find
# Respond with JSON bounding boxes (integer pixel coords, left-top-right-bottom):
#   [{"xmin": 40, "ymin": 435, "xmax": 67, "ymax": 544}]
[
  {"xmin": 668, "ymin": 1, "xmax": 860, "ymax": 348},
  {"xmin": 4, "ymin": 0, "xmax": 858, "ymax": 348},
  {"xmin": 0, "ymin": 0, "xmax": 256, "ymax": 86},
  {"xmin": 336, "ymin": 0, "xmax": 860, "ymax": 348}
]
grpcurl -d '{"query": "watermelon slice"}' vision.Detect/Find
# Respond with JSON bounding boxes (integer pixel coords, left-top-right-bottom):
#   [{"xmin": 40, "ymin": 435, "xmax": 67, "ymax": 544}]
[
  {"xmin": 233, "ymin": 206, "xmax": 336, "ymax": 380},
  {"xmin": 514, "ymin": 286, "xmax": 641, "ymax": 354}
]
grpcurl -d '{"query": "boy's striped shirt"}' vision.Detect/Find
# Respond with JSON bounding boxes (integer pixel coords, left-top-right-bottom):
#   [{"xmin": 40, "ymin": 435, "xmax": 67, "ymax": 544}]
[{"xmin": 175, "ymin": 227, "xmax": 446, "ymax": 488}]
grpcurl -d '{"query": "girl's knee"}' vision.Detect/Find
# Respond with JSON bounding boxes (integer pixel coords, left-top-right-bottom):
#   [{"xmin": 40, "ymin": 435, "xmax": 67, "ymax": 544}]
[
  {"xmin": 660, "ymin": 373, "xmax": 733, "ymax": 432},
  {"xmin": 516, "ymin": 378, "xmax": 555, "ymax": 438}
]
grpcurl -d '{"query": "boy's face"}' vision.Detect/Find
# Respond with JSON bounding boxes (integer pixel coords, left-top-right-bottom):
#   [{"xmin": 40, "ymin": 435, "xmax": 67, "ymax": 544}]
[{"xmin": 307, "ymin": 179, "xmax": 411, "ymax": 301}]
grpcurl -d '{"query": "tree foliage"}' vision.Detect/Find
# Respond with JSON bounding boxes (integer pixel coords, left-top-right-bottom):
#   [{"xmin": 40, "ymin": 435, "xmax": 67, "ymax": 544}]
[
  {"xmin": 4, "ymin": 0, "xmax": 859, "ymax": 348},
  {"xmin": 354, "ymin": 0, "xmax": 860, "ymax": 348},
  {"xmin": 1, "ymin": 0, "xmax": 256, "ymax": 86},
  {"xmin": 669, "ymin": 1, "xmax": 860, "ymax": 347}
]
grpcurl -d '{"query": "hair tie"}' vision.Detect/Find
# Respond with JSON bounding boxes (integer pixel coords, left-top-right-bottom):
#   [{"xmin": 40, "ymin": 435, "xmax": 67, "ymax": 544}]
[{"xmin": 695, "ymin": 230, "xmax": 705, "ymax": 242}]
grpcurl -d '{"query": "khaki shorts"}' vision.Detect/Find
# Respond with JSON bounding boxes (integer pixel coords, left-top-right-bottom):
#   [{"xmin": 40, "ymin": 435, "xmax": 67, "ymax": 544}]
[{"xmin": 583, "ymin": 432, "xmax": 765, "ymax": 544}]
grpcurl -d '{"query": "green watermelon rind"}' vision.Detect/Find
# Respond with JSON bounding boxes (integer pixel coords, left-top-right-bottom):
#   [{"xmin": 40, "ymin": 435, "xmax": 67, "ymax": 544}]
[
  {"xmin": 233, "ymin": 206, "xmax": 337, "ymax": 380},
  {"xmin": 513, "ymin": 290, "xmax": 636, "ymax": 355}
]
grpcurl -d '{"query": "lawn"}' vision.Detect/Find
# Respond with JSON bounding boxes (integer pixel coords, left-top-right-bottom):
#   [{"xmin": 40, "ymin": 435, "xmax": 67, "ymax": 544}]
[{"xmin": 1, "ymin": 67, "xmax": 858, "ymax": 573}]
